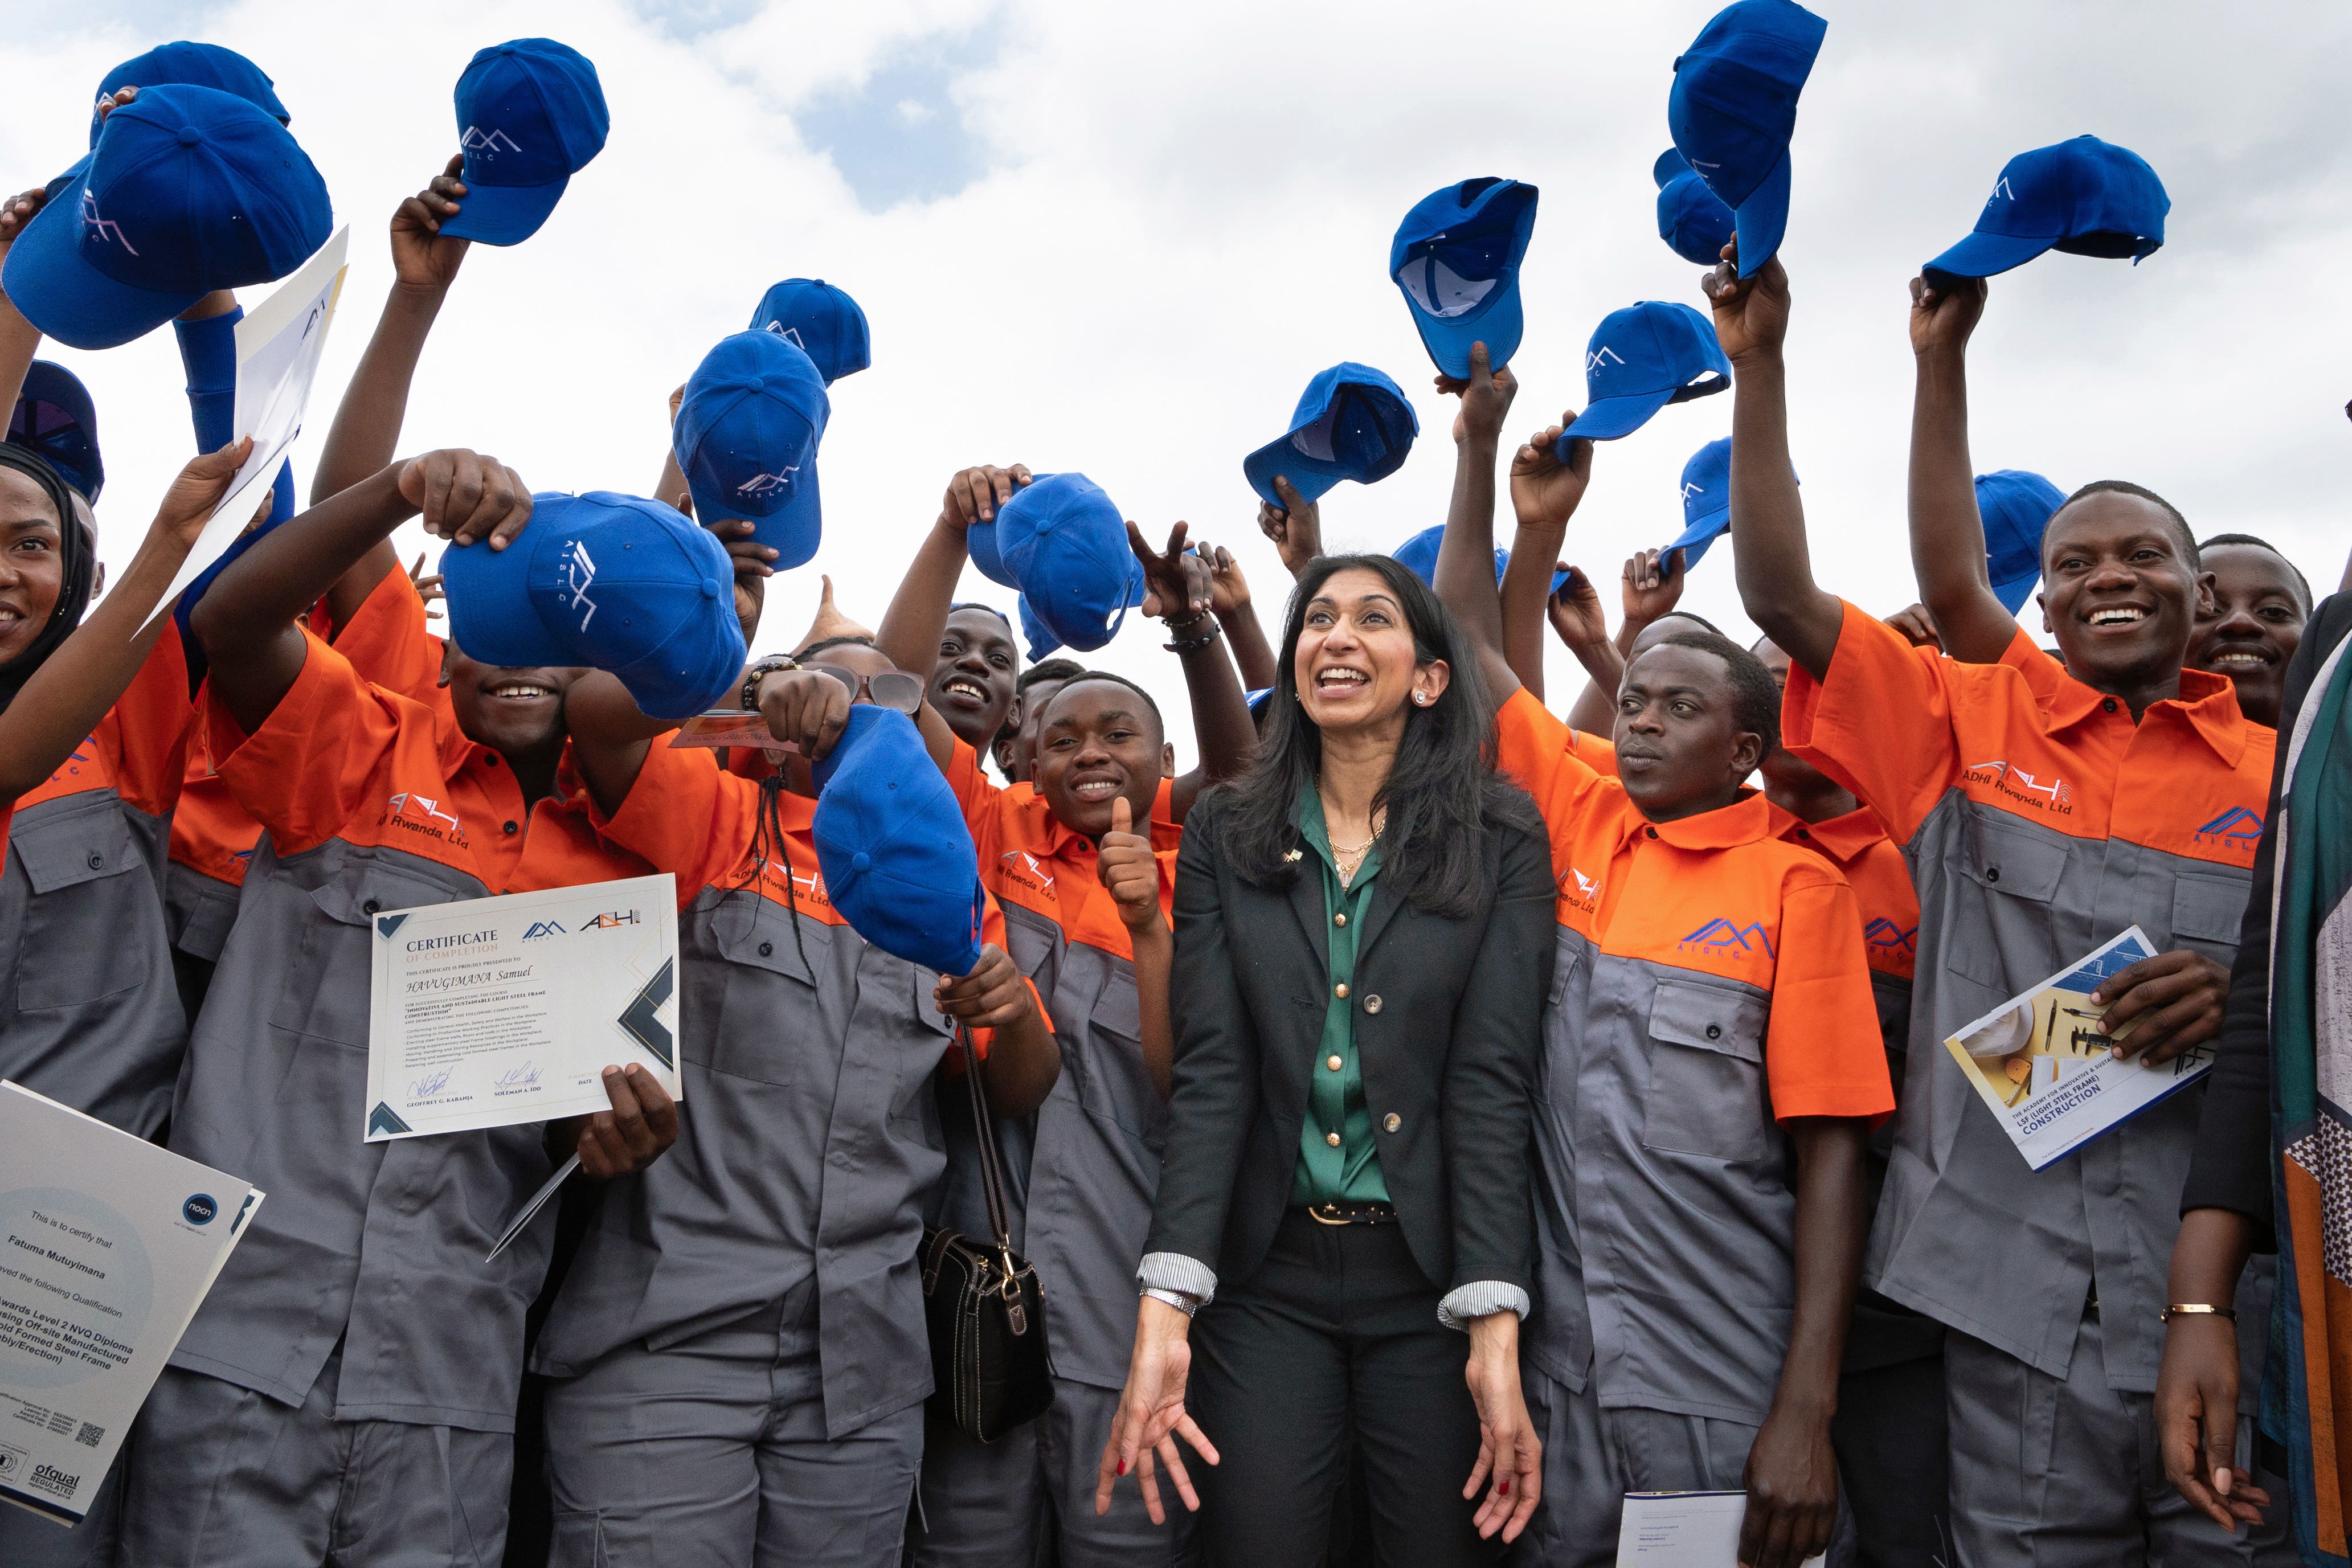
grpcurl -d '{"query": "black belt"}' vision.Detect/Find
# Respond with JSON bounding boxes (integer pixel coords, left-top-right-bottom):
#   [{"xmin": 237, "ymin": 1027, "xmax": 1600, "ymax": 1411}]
[{"xmin": 1304, "ymin": 1199, "xmax": 1396, "ymax": 1226}]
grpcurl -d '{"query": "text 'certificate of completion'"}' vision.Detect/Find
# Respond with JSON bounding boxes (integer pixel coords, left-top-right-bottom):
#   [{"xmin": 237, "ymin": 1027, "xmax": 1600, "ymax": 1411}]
[
  {"xmin": 365, "ymin": 874, "xmax": 682, "ymax": 1142},
  {"xmin": 0, "ymin": 1083, "xmax": 261, "ymax": 1525}
]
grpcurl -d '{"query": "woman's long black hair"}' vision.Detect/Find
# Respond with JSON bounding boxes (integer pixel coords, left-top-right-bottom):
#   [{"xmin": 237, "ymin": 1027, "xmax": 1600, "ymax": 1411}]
[{"xmin": 1215, "ymin": 552, "xmax": 1539, "ymax": 920}]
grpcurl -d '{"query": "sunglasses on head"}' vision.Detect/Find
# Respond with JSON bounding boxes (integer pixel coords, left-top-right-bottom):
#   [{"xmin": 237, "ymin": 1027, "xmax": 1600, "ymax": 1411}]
[{"xmin": 807, "ymin": 663, "xmax": 925, "ymax": 715}]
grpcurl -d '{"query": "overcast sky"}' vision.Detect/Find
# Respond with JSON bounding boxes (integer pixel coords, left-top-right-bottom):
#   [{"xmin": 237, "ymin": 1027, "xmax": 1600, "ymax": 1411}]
[{"xmin": 13, "ymin": 1, "xmax": 2348, "ymax": 761}]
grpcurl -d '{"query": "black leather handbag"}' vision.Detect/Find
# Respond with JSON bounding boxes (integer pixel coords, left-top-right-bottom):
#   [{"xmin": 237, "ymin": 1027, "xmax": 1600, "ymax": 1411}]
[{"xmin": 921, "ymin": 1027, "xmax": 1054, "ymax": 1442}]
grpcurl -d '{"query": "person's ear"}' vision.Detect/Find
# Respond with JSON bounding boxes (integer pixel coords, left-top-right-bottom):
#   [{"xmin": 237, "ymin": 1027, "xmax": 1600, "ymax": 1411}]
[
  {"xmin": 992, "ymin": 733, "xmax": 1018, "ymax": 776},
  {"xmin": 2036, "ymin": 588, "xmax": 2050, "ymax": 637},
  {"xmin": 1729, "ymin": 730, "xmax": 1768, "ymax": 780},
  {"xmin": 1410, "ymin": 658, "xmax": 1452, "ymax": 708},
  {"xmin": 2194, "ymin": 570, "xmax": 2219, "ymax": 620},
  {"xmin": 437, "ymin": 641, "xmax": 455, "ymax": 690},
  {"xmin": 1005, "ymin": 693, "xmax": 1024, "ymax": 732},
  {"xmin": 1161, "ymin": 741, "xmax": 1176, "ymax": 778},
  {"xmin": 90, "ymin": 561, "xmax": 105, "ymax": 599}
]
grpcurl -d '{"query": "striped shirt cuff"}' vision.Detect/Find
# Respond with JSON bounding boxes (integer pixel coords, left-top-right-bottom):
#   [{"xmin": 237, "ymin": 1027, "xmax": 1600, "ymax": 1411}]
[
  {"xmin": 1138, "ymin": 1252, "xmax": 1218, "ymax": 1306},
  {"xmin": 1437, "ymin": 1281, "xmax": 1531, "ymax": 1332}
]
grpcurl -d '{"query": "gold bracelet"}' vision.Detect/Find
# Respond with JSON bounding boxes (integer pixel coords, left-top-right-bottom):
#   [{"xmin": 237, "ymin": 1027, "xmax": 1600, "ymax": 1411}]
[{"xmin": 2159, "ymin": 1303, "xmax": 2237, "ymax": 1323}]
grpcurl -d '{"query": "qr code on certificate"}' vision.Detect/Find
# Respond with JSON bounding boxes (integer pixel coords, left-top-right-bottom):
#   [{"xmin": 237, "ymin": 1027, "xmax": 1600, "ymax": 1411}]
[{"xmin": 75, "ymin": 1422, "xmax": 103, "ymax": 1448}]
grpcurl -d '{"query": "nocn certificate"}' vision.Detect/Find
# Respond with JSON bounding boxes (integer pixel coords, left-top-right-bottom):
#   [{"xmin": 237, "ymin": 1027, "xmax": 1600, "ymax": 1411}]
[
  {"xmin": 0, "ymin": 1083, "xmax": 262, "ymax": 1525},
  {"xmin": 364, "ymin": 874, "xmax": 683, "ymax": 1142}
]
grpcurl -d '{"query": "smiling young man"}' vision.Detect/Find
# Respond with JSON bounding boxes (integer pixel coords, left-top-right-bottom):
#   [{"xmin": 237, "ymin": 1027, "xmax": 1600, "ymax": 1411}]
[
  {"xmin": 116, "ymin": 451, "xmax": 681, "ymax": 1568},
  {"xmin": 874, "ymin": 497, "xmax": 1252, "ymax": 1566},
  {"xmin": 2187, "ymin": 534, "xmax": 2312, "ymax": 730},
  {"xmin": 1718, "ymin": 249, "xmax": 2290, "ymax": 1567},
  {"xmin": 1433, "ymin": 344, "xmax": 1891, "ymax": 1568}
]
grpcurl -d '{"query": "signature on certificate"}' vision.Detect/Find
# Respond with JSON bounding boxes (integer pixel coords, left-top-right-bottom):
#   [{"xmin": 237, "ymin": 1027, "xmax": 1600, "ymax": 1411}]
[
  {"xmin": 408, "ymin": 1067, "xmax": 457, "ymax": 1100},
  {"xmin": 494, "ymin": 1062, "xmax": 543, "ymax": 1090}
]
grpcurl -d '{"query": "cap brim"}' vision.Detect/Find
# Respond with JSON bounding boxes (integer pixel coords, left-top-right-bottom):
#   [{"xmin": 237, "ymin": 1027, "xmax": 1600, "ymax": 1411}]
[
  {"xmin": 438, "ymin": 530, "xmax": 571, "ymax": 667},
  {"xmin": 1561, "ymin": 386, "xmax": 1676, "ymax": 445},
  {"xmin": 440, "ymin": 175, "xmax": 569, "ymax": 247},
  {"xmin": 966, "ymin": 513, "xmax": 1017, "ymax": 588},
  {"xmin": 1922, "ymin": 229, "xmax": 2056, "ymax": 285},
  {"xmin": 1, "ymin": 165, "xmax": 201, "ymax": 350},
  {"xmin": 1732, "ymin": 152, "xmax": 1794, "ymax": 279},
  {"xmin": 751, "ymin": 462, "xmax": 821, "ymax": 570},
  {"xmin": 1990, "ymin": 571, "xmax": 2040, "ymax": 614},
  {"xmin": 1409, "ymin": 280, "xmax": 1524, "ymax": 380},
  {"xmin": 1664, "ymin": 508, "xmax": 1731, "ymax": 570},
  {"xmin": 1242, "ymin": 436, "xmax": 1343, "ymax": 508}
]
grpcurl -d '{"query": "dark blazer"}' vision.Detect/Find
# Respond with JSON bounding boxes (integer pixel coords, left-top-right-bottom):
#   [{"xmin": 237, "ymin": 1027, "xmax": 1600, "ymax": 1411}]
[{"xmin": 1146, "ymin": 785, "xmax": 1556, "ymax": 1299}]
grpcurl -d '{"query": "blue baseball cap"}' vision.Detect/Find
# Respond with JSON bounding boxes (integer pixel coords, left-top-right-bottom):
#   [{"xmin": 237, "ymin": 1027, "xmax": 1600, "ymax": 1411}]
[
  {"xmin": 9, "ymin": 362, "xmax": 102, "ymax": 502},
  {"xmin": 1389, "ymin": 178, "xmax": 1539, "ymax": 378},
  {"xmin": 674, "ymin": 330, "xmax": 830, "ymax": 568},
  {"xmin": 1655, "ymin": 149, "xmax": 1736, "ymax": 267},
  {"xmin": 1661, "ymin": 436, "xmax": 1799, "ymax": 569},
  {"xmin": 811, "ymin": 704, "xmax": 985, "ymax": 977},
  {"xmin": 970, "ymin": 473, "xmax": 1143, "ymax": 660},
  {"xmin": 1562, "ymin": 302, "xmax": 1731, "ymax": 449},
  {"xmin": 5, "ymin": 84, "xmax": 332, "ymax": 351},
  {"xmin": 443, "ymin": 39, "xmax": 609, "ymax": 246},
  {"xmin": 1667, "ymin": 0, "xmax": 1827, "ymax": 279},
  {"xmin": 92, "ymin": 42, "xmax": 288, "ymax": 148},
  {"xmin": 1243, "ymin": 363, "xmax": 1418, "ymax": 508},
  {"xmin": 1392, "ymin": 524, "xmax": 1504, "ymax": 588},
  {"xmin": 748, "ymin": 279, "xmax": 870, "ymax": 386},
  {"xmin": 439, "ymin": 492, "xmax": 746, "ymax": 720},
  {"xmin": 1978, "ymin": 469, "xmax": 2067, "ymax": 613},
  {"xmin": 1923, "ymin": 137, "xmax": 2168, "ymax": 288}
]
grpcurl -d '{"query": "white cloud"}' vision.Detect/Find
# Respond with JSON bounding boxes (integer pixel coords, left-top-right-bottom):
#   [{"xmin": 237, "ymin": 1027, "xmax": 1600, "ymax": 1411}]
[{"xmin": 11, "ymin": 0, "xmax": 2349, "ymax": 767}]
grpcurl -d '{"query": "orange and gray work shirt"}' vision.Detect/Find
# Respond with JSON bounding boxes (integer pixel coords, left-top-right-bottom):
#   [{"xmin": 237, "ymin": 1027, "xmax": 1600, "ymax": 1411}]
[
  {"xmin": 1495, "ymin": 687, "xmax": 1895, "ymax": 1426},
  {"xmin": 535, "ymin": 739, "xmax": 1027, "ymax": 1439},
  {"xmin": 165, "ymin": 631, "xmax": 648, "ymax": 1430},
  {"xmin": 0, "ymin": 628, "xmax": 193, "ymax": 1134},
  {"xmin": 167, "ymin": 568, "xmax": 450, "ymax": 962},
  {"xmin": 940, "ymin": 739, "xmax": 1178, "ymax": 1393},
  {"xmin": 1786, "ymin": 600, "xmax": 2274, "ymax": 1391}
]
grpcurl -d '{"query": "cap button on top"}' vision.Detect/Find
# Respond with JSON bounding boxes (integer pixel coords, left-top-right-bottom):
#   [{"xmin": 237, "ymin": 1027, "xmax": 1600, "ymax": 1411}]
[
  {"xmin": 702, "ymin": 578, "xmax": 721, "ymax": 599},
  {"xmin": 852, "ymin": 852, "xmax": 872, "ymax": 873},
  {"xmin": 177, "ymin": 126, "xmax": 204, "ymax": 147}
]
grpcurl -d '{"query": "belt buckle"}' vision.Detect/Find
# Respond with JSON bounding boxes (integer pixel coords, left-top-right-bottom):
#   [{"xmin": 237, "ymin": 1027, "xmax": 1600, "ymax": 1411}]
[{"xmin": 1309, "ymin": 1202, "xmax": 1349, "ymax": 1226}]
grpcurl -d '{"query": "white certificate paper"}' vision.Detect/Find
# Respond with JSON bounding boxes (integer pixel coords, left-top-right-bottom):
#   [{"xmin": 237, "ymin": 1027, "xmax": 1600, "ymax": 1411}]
[
  {"xmin": 365, "ymin": 875, "xmax": 682, "ymax": 1141},
  {"xmin": 1614, "ymin": 1492, "xmax": 1823, "ymax": 1567},
  {"xmin": 0, "ymin": 1083, "xmax": 261, "ymax": 1525},
  {"xmin": 141, "ymin": 224, "xmax": 351, "ymax": 636}
]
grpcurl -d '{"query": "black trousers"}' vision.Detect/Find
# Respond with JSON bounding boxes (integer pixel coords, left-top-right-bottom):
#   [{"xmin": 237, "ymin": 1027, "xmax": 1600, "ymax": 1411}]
[
  {"xmin": 1189, "ymin": 1210, "xmax": 1499, "ymax": 1568},
  {"xmin": 1826, "ymin": 1339, "xmax": 1949, "ymax": 1568}
]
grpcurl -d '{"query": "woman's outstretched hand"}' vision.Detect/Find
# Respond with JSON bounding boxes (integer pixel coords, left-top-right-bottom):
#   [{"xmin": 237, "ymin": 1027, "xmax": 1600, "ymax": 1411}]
[
  {"xmin": 1463, "ymin": 1309, "xmax": 1543, "ymax": 1542},
  {"xmin": 1095, "ymin": 1294, "xmax": 1219, "ymax": 1524}
]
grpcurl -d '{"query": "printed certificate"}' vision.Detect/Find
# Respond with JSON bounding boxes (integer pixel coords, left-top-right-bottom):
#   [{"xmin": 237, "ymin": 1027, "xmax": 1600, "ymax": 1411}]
[
  {"xmin": 0, "ymin": 1083, "xmax": 261, "ymax": 1525},
  {"xmin": 1613, "ymin": 1492, "xmax": 1824, "ymax": 1566},
  {"xmin": 364, "ymin": 874, "xmax": 682, "ymax": 1142},
  {"xmin": 1942, "ymin": 926, "xmax": 2213, "ymax": 1170}
]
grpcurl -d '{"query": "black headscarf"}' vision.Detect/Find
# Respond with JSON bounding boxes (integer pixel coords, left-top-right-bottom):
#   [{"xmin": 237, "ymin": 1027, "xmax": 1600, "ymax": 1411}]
[{"xmin": 0, "ymin": 442, "xmax": 96, "ymax": 714}]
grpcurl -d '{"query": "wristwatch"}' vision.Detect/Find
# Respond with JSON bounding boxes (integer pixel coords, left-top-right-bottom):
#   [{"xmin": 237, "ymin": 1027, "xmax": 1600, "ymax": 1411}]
[
  {"xmin": 741, "ymin": 654, "xmax": 800, "ymax": 712},
  {"xmin": 1140, "ymin": 1286, "xmax": 1200, "ymax": 1318},
  {"xmin": 2159, "ymin": 1303, "xmax": 2237, "ymax": 1323}
]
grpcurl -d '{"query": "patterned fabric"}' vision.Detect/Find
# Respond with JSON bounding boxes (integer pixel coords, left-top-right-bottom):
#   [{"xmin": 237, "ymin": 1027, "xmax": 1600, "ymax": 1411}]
[{"xmin": 2272, "ymin": 624, "xmax": 2352, "ymax": 1568}]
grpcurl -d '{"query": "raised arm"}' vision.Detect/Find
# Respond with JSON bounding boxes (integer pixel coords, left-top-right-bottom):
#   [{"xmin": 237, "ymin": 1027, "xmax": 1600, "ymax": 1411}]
[
  {"xmin": 1133, "ymin": 522, "xmax": 1255, "ymax": 819},
  {"xmin": 0, "ymin": 443, "xmax": 247, "ymax": 801},
  {"xmin": 0, "ymin": 187, "xmax": 50, "ymax": 410},
  {"xmin": 1255, "ymin": 476, "xmax": 1323, "ymax": 583},
  {"xmin": 1904, "ymin": 275, "xmax": 2023, "ymax": 662},
  {"xmin": 193, "ymin": 451, "xmax": 529, "ymax": 736},
  {"xmin": 1430, "ymin": 341, "xmax": 1521, "ymax": 699},
  {"xmin": 1201, "ymin": 542, "xmax": 1276, "ymax": 690},
  {"xmin": 306, "ymin": 161, "xmax": 473, "ymax": 631},
  {"xmin": 1704, "ymin": 250, "xmax": 1841, "ymax": 681},
  {"xmin": 1501, "ymin": 417, "xmax": 1597, "ymax": 705},
  {"xmin": 875, "ymin": 465, "xmax": 1030, "ymax": 772}
]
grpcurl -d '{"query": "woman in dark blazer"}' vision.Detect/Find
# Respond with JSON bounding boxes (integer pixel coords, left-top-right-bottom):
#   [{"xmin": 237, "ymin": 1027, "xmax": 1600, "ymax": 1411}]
[{"xmin": 1093, "ymin": 553, "xmax": 1557, "ymax": 1565}]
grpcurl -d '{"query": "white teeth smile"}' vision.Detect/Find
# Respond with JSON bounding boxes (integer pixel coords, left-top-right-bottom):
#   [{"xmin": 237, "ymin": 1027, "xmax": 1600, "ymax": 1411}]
[
  {"xmin": 1073, "ymin": 779, "xmax": 1120, "ymax": 800},
  {"xmin": 2088, "ymin": 607, "xmax": 2146, "ymax": 626},
  {"xmin": 492, "ymin": 684, "xmax": 551, "ymax": 699},
  {"xmin": 2210, "ymin": 652, "xmax": 2267, "ymax": 668},
  {"xmin": 944, "ymin": 678, "xmax": 985, "ymax": 702},
  {"xmin": 1315, "ymin": 669, "xmax": 1369, "ymax": 689}
]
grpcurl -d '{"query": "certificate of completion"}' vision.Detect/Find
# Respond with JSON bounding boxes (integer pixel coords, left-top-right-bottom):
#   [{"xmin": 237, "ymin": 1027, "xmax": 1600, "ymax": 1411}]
[
  {"xmin": 364, "ymin": 874, "xmax": 683, "ymax": 1142},
  {"xmin": 0, "ymin": 1083, "xmax": 262, "ymax": 1525}
]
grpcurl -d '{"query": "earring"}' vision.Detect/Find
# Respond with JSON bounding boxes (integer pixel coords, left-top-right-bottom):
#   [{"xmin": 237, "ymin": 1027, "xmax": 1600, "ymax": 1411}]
[{"xmin": 1412, "ymin": 691, "xmax": 1431, "ymax": 706}]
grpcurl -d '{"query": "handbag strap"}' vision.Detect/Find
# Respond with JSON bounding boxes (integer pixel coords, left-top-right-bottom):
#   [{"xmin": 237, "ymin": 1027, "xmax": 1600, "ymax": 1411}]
[{"xmin": 958, "ymin": 1024, "xmax": 1016, "ymax": 1254}]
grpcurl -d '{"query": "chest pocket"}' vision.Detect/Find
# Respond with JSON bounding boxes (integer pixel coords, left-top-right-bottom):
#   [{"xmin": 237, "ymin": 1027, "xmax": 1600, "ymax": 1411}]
[
  {"xmin": 706, "ymin": 891, "xmax": 835, "ymax": 1087},
  {"xmin": 13, "ymin": 796, "xmax": 156, "ymax": 1013},
  {"xmin": 1951, "ymin": 816, "xmax": 2069, "ymax": 992},
  {"xmin": 270, "ymin": 863, "xmax": 456, "ymax": 1048},
  {"xmin": 2171, "ymin": 871, "xmax": 2250, "ymax": 962},
  {"xmin": 1077, "ymin": 975, "xmax": 1167, "ymax": 1149},
  {"xmin": 1642, "ymin": 977, "xmax": 1771, "ymax": 1164}
]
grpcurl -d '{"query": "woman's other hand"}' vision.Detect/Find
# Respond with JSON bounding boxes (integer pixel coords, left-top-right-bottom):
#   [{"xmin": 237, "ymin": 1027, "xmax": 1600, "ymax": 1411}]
[
  {"xmin": 1095, "ymin": 1293, "xmax": 1219, "ymax": 1524},
  {"xmin": 1462, "ymin": 1308, "xmax": 1542, "ymax": 1542}
]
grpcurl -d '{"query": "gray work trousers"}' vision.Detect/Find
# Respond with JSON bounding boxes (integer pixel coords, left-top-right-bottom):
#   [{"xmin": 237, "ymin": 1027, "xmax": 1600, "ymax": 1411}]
[
  {"xmin": 907, "ymin": 1374, "xmax": 1195, "ymax": 1567},
  {"xmin": 117, "ymin": 1350, "xmax": 512, "ymax": 1567},
  {"xmin": 1508, "ymin": 1364, "xmax": 1759, "ymax": 1568},
  {"xmin": 542, "ymin": 1313, "xmax": 923, "ymax": 1568},
  {"xmin": 1946, "ymin": 1312, "xmax": 2296, "ymax": 1568}
]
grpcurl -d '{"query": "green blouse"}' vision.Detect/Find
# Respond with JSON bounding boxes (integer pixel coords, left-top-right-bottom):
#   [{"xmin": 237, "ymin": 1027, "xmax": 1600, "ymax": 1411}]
[{"xmin": 1290, "ymin": 786, "xmax": 1390, "ymax": 1207}]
